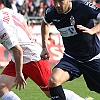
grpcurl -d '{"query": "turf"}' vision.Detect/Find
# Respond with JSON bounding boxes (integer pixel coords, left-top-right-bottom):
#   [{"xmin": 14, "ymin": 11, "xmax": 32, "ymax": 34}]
[{"xmin": 0, "ymin": 68, "xmax": 100, "ymax": 100}]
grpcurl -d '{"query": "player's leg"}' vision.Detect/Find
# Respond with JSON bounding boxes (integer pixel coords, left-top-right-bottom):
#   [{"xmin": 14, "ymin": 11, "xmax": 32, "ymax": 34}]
[
  {"xmin": 23, "ymin": 59, "xmax": 52, "ymax": 98},
  {"xmin": 49, "ymin": 68, "xmax": 85, "ymax": 100},
  {"xmin": 49, "ymin": 55, "xmax": 85, "ymax": 100},
  {"xmin": 49, "ymin": 68, "xmax": 69, "ymax": 100},
  {"xmin": 81, "ymin": 59, "xmax": 100, "ymax": 93},
  {"xmin": 0, "ymin": 61, "xmax": 21, "ymax": 100}
]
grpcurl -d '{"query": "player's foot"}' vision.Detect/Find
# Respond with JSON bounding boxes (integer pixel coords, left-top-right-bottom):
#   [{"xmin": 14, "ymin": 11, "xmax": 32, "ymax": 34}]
[{"xmin": 85, "ymin": 96, "xmax": 94, "ymax": 100}]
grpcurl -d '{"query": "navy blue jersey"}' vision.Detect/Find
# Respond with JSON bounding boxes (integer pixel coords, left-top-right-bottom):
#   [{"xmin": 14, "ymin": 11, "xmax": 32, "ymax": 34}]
[{"xmin": 44, "ymin": 0, "xmax": 100, "ymax": 62}]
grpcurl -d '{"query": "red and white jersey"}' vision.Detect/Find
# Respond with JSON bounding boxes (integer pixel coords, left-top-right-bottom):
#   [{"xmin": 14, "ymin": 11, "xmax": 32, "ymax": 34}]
[{"xmin": 0, "ymin": 8, "xmax": 42, "ymax": 63}]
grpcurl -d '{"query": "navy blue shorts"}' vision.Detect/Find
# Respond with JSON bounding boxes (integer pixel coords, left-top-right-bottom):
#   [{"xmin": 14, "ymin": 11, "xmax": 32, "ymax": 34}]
[{"xmin": 54, "ymin": 54, "xmax": 100, "ymax": 93}]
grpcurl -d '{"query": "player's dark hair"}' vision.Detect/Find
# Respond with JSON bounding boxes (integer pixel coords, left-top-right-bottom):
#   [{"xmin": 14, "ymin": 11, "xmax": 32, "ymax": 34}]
[{"xmin": 0, "ymin": 0, "xmax": 12, "ymax": 9}]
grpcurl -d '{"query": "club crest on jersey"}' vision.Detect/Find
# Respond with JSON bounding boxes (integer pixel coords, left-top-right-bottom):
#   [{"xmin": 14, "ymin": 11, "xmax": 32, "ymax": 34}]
[{"xmin": 70, "ymin": 16, "xmax": 75, "ymax": 25}]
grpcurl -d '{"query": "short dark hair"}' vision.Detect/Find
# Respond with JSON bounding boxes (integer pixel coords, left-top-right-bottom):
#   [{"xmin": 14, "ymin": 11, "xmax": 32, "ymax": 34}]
[
  {"xmin": 1, "ymin": 0, "xmax": 12, "ymax": 9},
  {"xmin": 49, "ymin": 32, "xmax": 53, "ymax": 35}
]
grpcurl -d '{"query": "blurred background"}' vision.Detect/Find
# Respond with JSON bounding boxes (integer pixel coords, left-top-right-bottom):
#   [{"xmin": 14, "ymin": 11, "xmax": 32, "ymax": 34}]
[{"xmin": 0, "ymin": 0, "xmax": 100, "ymax": 68}]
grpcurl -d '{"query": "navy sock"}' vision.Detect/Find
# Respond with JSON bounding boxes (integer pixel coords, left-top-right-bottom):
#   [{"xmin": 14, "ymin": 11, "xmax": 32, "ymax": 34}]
[{"xmin": 50, "ymin": 85, "xmax": 66, "ymax": 100}]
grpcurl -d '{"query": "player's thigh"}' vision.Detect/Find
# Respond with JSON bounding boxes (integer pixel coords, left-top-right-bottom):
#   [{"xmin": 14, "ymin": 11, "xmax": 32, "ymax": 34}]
[
  {"xmin": 0, "ymin": 61, "xmax": 17, "ymax": 90},
  {"xmin": 0, "ymin": 74, "xmax": 16, "ymax": 90},
  {"xmin": 49, "ymin": 68, "xmax": 70, "ymax": 86},
  {"xmin": 50, "ymin": 55, "xmax": 82, "ymax": 86},
  {"xmin": 82, "ymin": 59, "xmax": 100, "ymax": 93},
  {"xmin": 23, "ymin": 60, "xmax": 52, "ymax": 91}
]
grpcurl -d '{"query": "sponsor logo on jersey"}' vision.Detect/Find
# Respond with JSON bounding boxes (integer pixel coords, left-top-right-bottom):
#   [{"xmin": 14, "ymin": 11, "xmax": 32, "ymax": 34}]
[
  {"xmin": 2, "ymin": 11, "xmax": 10, "ymax": 24},
  {"xmin": 58, "ymin": 26, "xmax": 78, "ymax": 37},
  {"xmin": 84, "ymin": 1, "xmax": 99, "ymax": 10},
  {"xmin": 51, "ymin": 96, "xmax": 59, "ymax": 99},
  {"xmin": 53, "ymin": 19, "xmax": 60, "ymax": 22},
  {"xmin": 39, "ymin": 85, "xmax": 48, "ymax": 88}
]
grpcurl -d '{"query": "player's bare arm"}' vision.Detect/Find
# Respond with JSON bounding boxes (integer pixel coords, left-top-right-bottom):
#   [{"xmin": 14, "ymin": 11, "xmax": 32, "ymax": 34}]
[
  {"xmin": 11, "ymin": 44, "xmax": 27, "ymax": 90},
  {"xmin": 41, "ymin": 20, "xmax": 50, "ymax": 48},
  {"xmin": 41, "ymin": 20, "xmax": 50, "ymax": 60}
]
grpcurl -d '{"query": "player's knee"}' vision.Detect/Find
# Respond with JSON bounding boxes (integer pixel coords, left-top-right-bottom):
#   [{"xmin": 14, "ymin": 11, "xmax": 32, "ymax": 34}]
[
  {"xmin": 0, "ymin": 83, "xmax": 9, "ymax": 97},
  {"xmin": 0, "ymin": 83, "xmax": 7, "ymax": 90},
  {"xmin": 48, "ymin": 76, "xmax": 61, "ymax": 87}
]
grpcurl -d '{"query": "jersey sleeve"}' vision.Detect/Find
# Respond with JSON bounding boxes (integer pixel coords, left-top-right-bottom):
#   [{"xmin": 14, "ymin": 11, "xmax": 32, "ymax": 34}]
[
  {"xmin": 83, "ymin": 1, "xmax": 100, "ymax": 19},
  {"xmin": 73, "ymin": 0, "xmax": 100, "ymax": 20},
  {"xmin": 43, "ymin": 7, "xmax": 55, "ymax": 24},
  {"xmin": 0, "ymin": 26, "xmax": 19, "ymax": 50}
]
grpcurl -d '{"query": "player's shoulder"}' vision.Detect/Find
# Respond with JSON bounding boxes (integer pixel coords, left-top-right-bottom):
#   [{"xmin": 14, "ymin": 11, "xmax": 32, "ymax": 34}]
[
  {"xmin": 0, "ymin": 8, "xmax": 12, "ymax": 13},
  {"xmin": 72, "ymin": 0, "xmax": 88, "ymax": 3},
  {"xmin": 45, "ymin": 6, "xmax": 56, "ymax": 15},
  {"xmin": 0, "ymin": 7, "xmax": 15, "ymax": 17},
  {"xmin": 72, "ymin": 0, "xmax": 99, "ymax": 10},
  {"xmin": 72, "ymin": 0, "xmax": 95, "ymax": 7},
  {"xmin": 71, "ymin": 0, "xmax": 88, "ymax": 10}
]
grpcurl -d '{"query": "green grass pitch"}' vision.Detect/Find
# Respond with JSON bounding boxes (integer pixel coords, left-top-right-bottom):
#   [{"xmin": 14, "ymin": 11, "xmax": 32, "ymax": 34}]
[{"xmin": 0, "ymin": 68, "xmax": 100, "ymax": 100}]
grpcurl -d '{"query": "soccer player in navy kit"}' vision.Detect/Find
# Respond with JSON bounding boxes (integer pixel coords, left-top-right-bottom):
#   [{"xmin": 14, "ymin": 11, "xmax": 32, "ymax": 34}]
[{"xmin": 41, "ymin": 0, "xmax": 100, "ymax": 100}]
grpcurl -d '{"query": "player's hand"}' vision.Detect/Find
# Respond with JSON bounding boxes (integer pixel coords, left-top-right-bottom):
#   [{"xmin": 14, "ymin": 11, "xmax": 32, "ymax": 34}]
[
  {"xmin": 77, "ymin": 25, "xmax": 95, "ymax": 35},
  {"xmin": 40, "ymin": 48, "xmax": 50, "ymax": 60},
  {"xmin": 15, "ymin": 72, "xmax": 27, "ymax": 90}
]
